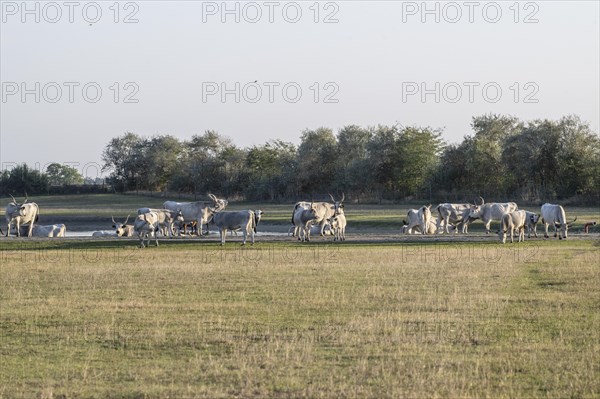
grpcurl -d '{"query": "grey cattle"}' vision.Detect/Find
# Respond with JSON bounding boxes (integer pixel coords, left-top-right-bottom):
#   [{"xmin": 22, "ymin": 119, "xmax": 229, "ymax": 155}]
[
  {"xmin": 163, "ymin": 194, "xmax": 228, "ymax": 236},
  {"xmin": 5, "ymin": 194, "xmax": 39, "ymax": 237},
  {"xmin": 136, "ymin": 208, "xmax": 184, "ymax": 237},
  {"xmin": 134, "ymin": 211, "xmax": 160, "ymax": 248},
  {"xmin": 33, "ymin": 224, "xmax": 66, "ymax": 237},
  {"xmin": 436, "ymin": 202, "xmax": 473, "ymax": 234},
  {"xmin": 524, "ymin": 211, "xmax": 541, "ymax": 238},
  {"xmin": 210, "ymin": 209, "xmax": 263, "ymax": 246},
  {"xmin": 291, "ymin": 193, "xmax": 344, "ymax": 237},
  {"xmin": 329, "ymin": 213, "xmax": 347, "ymax": 241},
  {"xmin": 402, "ymin": 214, "xmax": 451, "ymax": 235},
  {"xmin": 541, "ymin": 203, "xmax": 576, "ymax": 240},
  {"xmin": 468, "ymin": 197, "xmax": 519, "ymax": 234},
  {"xmin": 293, "ymin": 205, "xmax": 318, "ymax": 242},
  {"xmin": 112, "ymin": 215, "xmax": 135, "ymax": 237},
  {"xmin": 402, "ymin": 209, "xmax": 421, "ymax": 234},
  {"xmin": 92, "ymin": 231, "xmax": 118, "ymax": 237},
  {"xmin": 498, "ymin": 210, "xmax": 526, "ymax": 244},
  {"xmin": 402, "ymin": 206, "xmax": 433, "ymax": 235}
]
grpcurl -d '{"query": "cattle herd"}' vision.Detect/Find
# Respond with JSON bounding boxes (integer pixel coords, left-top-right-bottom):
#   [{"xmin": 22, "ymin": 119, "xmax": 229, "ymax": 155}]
[{"xmin": 2, "ymin": 193, "xmax": 582, "ymax": 247}]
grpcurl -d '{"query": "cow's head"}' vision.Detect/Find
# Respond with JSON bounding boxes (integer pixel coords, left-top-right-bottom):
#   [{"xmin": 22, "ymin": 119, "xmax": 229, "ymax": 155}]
[
  {"xmin": 112, "ymin": 215, "xmax": 130, "ymax": 237},
  {"xmin": 529, "ymin": 213, "xmax": 541, "ymax": 225},
  {"xmin": 329, "ymin": 193, "xmax": 345, "ymax": 215},
  {"xmin": 208, "ymin": 194, "xmax": 228, "ymax": 211},
  {"xmin": 309, "ymin": 201, "xmax": 318, "ymax": 214},
  {"xmin": 253, "ymin": 210, "xmax": 264, "ymax": 232},
  {"xmin": 557, "ymin": 216, "xmax": 577, "ymax": 239},
  {"xmin": 497, "ymin": 228, "xmax": 507, "ymax": 244},
  {"xmin": 468, "ymin": 196, "xmax": 485, "ymax": 218},
  {"xmin": 173, "ymin": 209, "xmax": 185, "ymax": 226}
]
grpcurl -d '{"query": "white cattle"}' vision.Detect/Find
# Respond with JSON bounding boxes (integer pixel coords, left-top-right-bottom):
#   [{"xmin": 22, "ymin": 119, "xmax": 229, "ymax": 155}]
[
  {"xmin": 210, "ymin": 209, "xmax": 263, "ymax": 246},
  {"xmin": 292, "ymin": 205, "xmax": 318, "ymax": 242},
  {"xmin": 419, "ymin": 205, "xmax": 432, "ymax": 235},
  {"xmin": 498, "ymin": 210, "xmax": 526, "ymax": 244},
  {"xmin": 163, "ymin": 194, "xmax": 228, "ymax": 236},
  {"xmin": 291, "ymin": 194, "xmax": 344, "ymax": 237},
  {"xmin": 524, "ymin": 211, "xmax": 541, "ymax": 238},
  {"xmin": 541, "ymin": 203, "xmax": 576, "ymax": 240},
  {"xmin": 402, "ymin": 209, "xmax": 421, "ymax": 234},
  {"xmin": 32, "ymin": 224, "xmax": 66, "ymax": 237},
  {"xmin": 136, "ymin": 208, "xmax": 184, "ymax": 237},
  {"xmin": 436, "ymin": 202, "xmax": 473, "ymax": 234},
  {"xmin": 5, "ymin": 194, "xmax": 39, "ymax": 237},
  {"xmin": 92, "ymin": 231, "xmax": 118, "ymax": 238},
  {"xmin": 329, "ymin": 213, "xmax": 346, "ymax": 241},
  {"xmin": 112, "ymin": 215, "xmax": 135, "ymax": 237},
  {"xmin": 402, "ymin": 206, "xmax": 435, "ymax": 235},
  {"xmin": 134, "ymin": 211, "xmax": 160, "ymax": 248},
  {"xmin": 468, "ymin": 197, "xmax": 518, "ymax": 234}
]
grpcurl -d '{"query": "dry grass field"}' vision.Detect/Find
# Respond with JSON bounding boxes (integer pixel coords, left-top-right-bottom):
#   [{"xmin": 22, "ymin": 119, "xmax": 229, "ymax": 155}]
[{"xmin": 1, "ymin": 238, "xmax": 599, "ymax": 398}]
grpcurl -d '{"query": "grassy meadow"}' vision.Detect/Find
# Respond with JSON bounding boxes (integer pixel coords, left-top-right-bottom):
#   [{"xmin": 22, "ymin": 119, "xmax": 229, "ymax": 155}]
[
  {"xmin": 1, "ymin": 194, "xmax": 599, "ymax": 397},
  {"xmin": 1, "ymin": 238, "xmax": 599, "ymax": 398}
]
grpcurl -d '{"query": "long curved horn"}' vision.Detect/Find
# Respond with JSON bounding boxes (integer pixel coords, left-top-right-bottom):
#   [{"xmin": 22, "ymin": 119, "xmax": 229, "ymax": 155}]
[
  {"xmin": 341, "ymin": 193, "xmax": 345, "ymax": 203},
  {"xmin": 124, "ymin": 214, "xmax": 130, "ymax": 225},
  {"xmin": 9, "ymin": 194, "xmax": 17, "ymax": 204},
  {"xmin": 23, "ymin": 193, "xmax": 28, "ymax": 204},
  {"xmin": 111, "ymin": 215, "xmax": 117, "ymax": 224},
  {"xmin": 478, "ymin": 196, "xmax": 484, "ymax": 206},
  {"xmin": 567, "ymin": 216, "xmax": 577, "ymax": 227},
  {"xmin": 208, "ymin": 193, "xmax": 217, "ymax": 201},
  {"xmin": 329, "ymin": 193, "xmax": 336, "ymax": 203}
]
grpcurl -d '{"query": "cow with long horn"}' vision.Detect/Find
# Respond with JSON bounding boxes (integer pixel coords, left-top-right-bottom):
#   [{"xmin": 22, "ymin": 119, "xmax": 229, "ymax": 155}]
[
  {"xmin": 112, "ymin": 215, "xmax": 135, "ymax": 237},
  {"xmin": 5, "ymin": 194, "xmax": 39, "ymax": 237},
  {"xmin": 467, "ymin": 197, "xmax": 519, "ymax": 234}
]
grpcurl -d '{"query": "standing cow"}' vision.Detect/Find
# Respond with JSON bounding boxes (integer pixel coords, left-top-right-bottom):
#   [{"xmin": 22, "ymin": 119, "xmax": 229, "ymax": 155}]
[
  {"xmin": 134, "ymin": 211, "xmax": 160, "ymax": 248},
  {"xmin": 293, "ymin": 205, "xmax": 318, "ymax": 242},
  {"xmin": 524, "ymin": 211, "xmax": 541, "ymax": 238},
  {"xmin": 436, "ymin": 203, "xmax": 473, "ymax": 234},
  {"xmin": 468, "ymin": 197, "xmax": 519, "ymax": 234},
  {"xmin": 210, "ymin": 209, "xmax": 263, "ymax": 246},
  {"xmin": 163, "ymin": 194, "xmax": 228, "ymax": 236},
  {"xmin": 136, "ymin": 208, "xmax": 184, "ymax": 237},
  {"xmin": 541, "ymin": 203, "xmax": 576, "ymax": 240},
  {"xmin": 291, "ymin": 194, "xmax": 344, "ymax": 237},
  {"xmin": 498, "ymin": 210, "xmax": 526, "ymax": 244},
  {"xmin": 5, "ymin": 194, "xmax": 39, "ymax": 237},
  {"xmin": 329, "ymin": 213, "xmax": 347, "ymax": 241}
]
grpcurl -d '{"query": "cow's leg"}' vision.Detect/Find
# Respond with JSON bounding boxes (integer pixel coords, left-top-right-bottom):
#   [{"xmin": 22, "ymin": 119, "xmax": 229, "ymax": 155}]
[
  {"xmin": 519, "ymin": 227, "xmax": 524, "ymax": 242},
  {"xmin": 15, "ymin": 220, "xmax": 21, "ymax": 237},
  {"xmin": 6, "ymin": 221, "xmax": 11, "ymax": 237},
  {"xmin": 509, "ymin": 226, "xmax": 514, "ymax": 243},
  {"xmin": 485, "ymin": 220, "xmax": 492, "ymax": 234},
  {"xmin": 220, "ymin": 228, "xmax": 226, "ymax": 246},
  {"xmin": 241, "ymin": 229, "xmax": 247, "ymax": 246}
]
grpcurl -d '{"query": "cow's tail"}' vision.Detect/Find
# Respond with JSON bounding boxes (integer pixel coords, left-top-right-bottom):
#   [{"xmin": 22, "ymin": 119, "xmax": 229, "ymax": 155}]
[
  {"xmin": 291, "ymin": 203, "xmax": 300, "ymax": 225},
  {"xmin": 252, "ymin": 212, "xmax": 258, "ymax": 233}
]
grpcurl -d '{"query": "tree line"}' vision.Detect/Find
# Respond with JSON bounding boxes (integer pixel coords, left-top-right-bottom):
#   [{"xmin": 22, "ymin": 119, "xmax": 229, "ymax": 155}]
[
  {"xmin": 3, "ymin": 114, "xmax": 598, "ymax": 204},
  {"xmin": 100, "ymin": 114, "xmax": 599, "ymax": 204}
]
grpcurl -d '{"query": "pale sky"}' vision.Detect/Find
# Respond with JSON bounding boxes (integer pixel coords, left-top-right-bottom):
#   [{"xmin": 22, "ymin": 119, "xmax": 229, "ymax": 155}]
[{"xmin": 1, "ymin": 1, "xmax": 599, "ymax": 180}]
